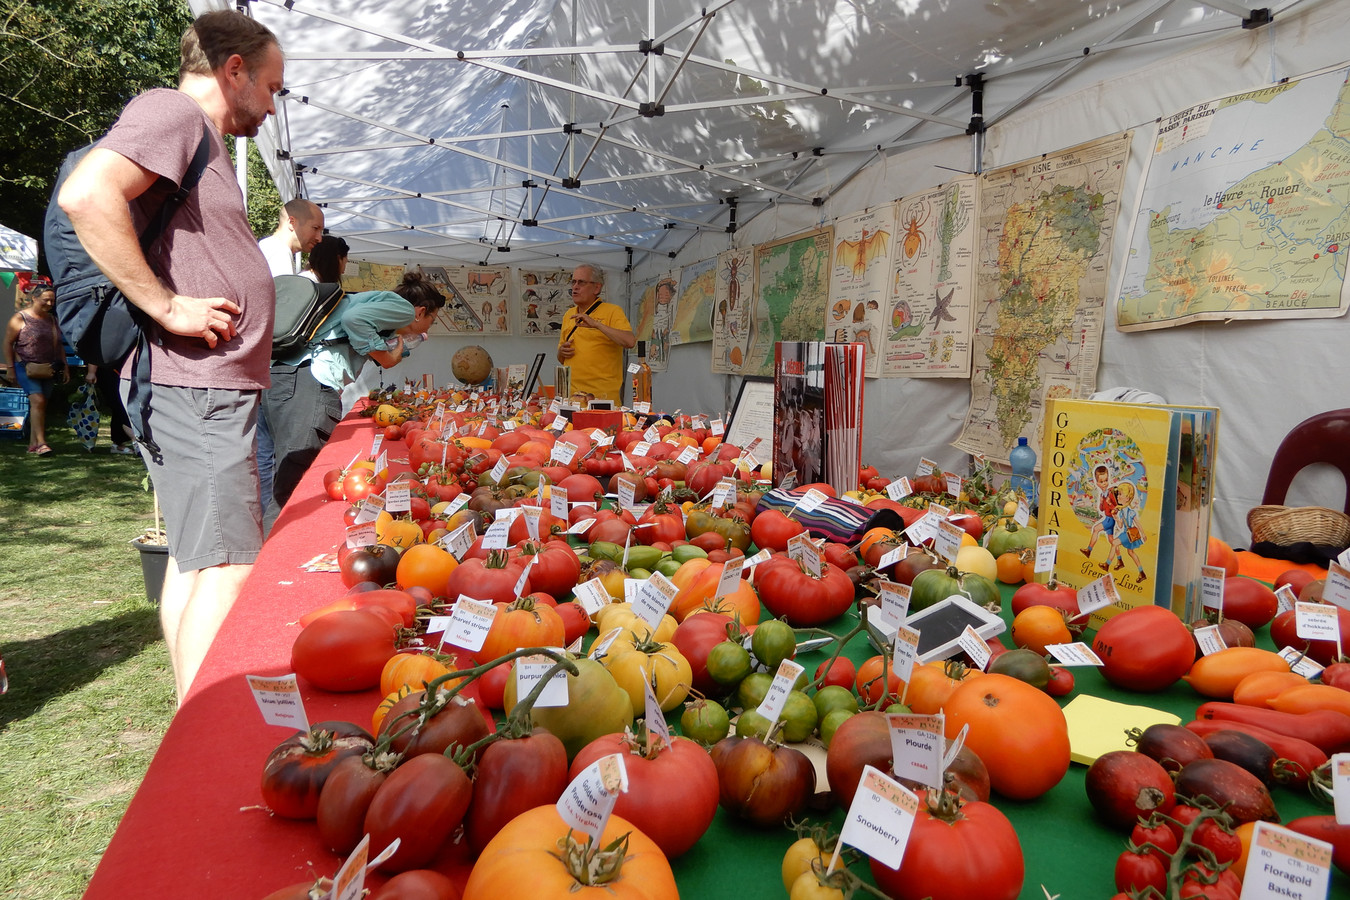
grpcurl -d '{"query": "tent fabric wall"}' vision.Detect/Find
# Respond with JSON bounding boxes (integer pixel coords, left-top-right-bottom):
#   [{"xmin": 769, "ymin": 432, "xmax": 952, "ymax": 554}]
[{"xmin": 631, "ymin": 1, "xmax": 1350, "ymax": 545}]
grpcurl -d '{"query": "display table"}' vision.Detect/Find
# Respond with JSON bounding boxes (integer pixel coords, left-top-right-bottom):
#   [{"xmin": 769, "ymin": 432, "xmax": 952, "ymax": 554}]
[{"xmin": 83, "ymin": 410, "xmax": 1332, "ymax": 899}]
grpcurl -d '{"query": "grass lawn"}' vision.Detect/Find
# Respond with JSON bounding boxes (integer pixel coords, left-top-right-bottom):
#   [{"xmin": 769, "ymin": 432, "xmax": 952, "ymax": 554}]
[{"xmin": 0, "ymin": 412, "xmax": 174, "ymax": 900}]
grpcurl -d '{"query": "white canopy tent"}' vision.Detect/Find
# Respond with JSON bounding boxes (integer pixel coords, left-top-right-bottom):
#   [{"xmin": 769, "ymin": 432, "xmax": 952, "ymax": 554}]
[
  {"xmin": 0, "ymin": 224, "xmax": 37, "ymax": 272},
  {"xmin": 195, "ymin": 0, "xmax": 1350, "ymax": 544}
]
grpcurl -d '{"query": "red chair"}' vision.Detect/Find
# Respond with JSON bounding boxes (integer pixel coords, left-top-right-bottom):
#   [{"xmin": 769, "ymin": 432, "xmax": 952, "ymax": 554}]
[{"xmin": 1261, "ymin": 408, "xmax": 1350, "ymax": 514}]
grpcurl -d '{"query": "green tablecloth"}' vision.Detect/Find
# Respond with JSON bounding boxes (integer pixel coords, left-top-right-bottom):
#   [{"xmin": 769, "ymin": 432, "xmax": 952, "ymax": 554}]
[{"xmin": 662, "ymin": 584, "xmax": 1332, "ymax": 899}]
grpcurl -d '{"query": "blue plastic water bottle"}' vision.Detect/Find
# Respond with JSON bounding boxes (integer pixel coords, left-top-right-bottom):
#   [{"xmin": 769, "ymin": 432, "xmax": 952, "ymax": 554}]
[{"xmin": 1009, "ymin": 436, "xmax": 1037, "ymax": 504}]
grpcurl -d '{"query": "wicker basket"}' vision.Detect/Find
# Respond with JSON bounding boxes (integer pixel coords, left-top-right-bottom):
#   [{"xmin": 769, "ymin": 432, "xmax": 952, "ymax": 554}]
[{"xmin": 1247, "ymin": 504, "xmax": 1350, "ymax": 548}]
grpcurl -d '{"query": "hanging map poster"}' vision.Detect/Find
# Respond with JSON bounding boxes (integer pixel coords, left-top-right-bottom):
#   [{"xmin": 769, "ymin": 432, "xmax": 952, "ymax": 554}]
[
  {"xmin": 632, "ymin": 272, "xmax": 678, "ymax": 371},
  {"xmin": 517, "ymin": 268, "xmax": 572, "ymax": 337},
  {"xmin": 420, "ymin": 265, "xmax": 512, "ymax": 335},
  {"xmin": 711, "ymin": 247, "xmax": 754, "ymax": 374},
  {"xmin": 341, "ymin": 260, "xmax": 405, "ymax": 293},
  {"xmin": 954, "ymin": 133, "xmax": 1131, "ymax": 461},
  {"xmin": 1116, "ymin": 68, "xmax": 1350, "ymax": 331},
  {"xmin": 883, "ymin": 178, "xmax": 978, "ymax": 377},
  {"xmin": 828, "ymin": 206, "xmax": 895, "ymax": 377},
  {"xmin": 673, "ymin": 257, "xmax": 716, "ymax": 344},
  {"xmin": 739, "ymin": 227, "xmax": 833, "ymax": 377}
]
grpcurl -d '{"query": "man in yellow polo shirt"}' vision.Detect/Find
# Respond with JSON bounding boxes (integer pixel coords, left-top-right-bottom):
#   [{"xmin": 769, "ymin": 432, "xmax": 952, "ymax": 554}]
[{"xmin": 556, "ymin": 264, "xmax": 636, "ymax": 405}]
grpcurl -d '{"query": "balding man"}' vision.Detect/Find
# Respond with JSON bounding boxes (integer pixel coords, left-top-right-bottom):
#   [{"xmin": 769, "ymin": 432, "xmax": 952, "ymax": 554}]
[
  {"xmin": 259, "ymin": 197, "xmax": 323, "ymax": 277},
  {"xmin": 58, "ymin": 10, "xmax": 285, "ymax": 703}
]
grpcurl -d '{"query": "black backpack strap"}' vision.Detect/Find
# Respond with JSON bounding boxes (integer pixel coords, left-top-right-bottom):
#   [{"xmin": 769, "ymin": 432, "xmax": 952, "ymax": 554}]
[{"xmin": 127, "ymin": 131, "xmax": 210, "ymax": 460}]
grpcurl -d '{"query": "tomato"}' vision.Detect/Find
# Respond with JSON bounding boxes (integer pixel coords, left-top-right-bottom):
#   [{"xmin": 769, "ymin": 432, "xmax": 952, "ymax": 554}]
[
  {"xmin": 379, "ymin": 686, "xmax": 492, "ymax": 760},
  {"xmin": 341, "ymin": 544, "xmax": 404, "ymax": 589},
  {"xmin": 706, "ymin": 639, "xmax": 754, "ymax": 685},
  {"xmin": 323, "ymin": 467, "xmax": 346, "ymax": 501},
  {"xmin": 679, "ymin": 697, "xmax": 731, "ymax": 745},
  {"xmin": 475, "ymin": 661, "xmax": 513, "ymax": 711},
  {"xmin": 855, "ymin": 654, "xmax": 902, "ymax": 705},
  {"xmin": 464, "ymin": 731, "xmax": 570, "ymax": 853},
  {"xmin": 943, "ymin": 673, "xmax": 1070, "ymax": 800},
  {"xmin": 911, "ymin": 565, "xmax": 999, "ymax": 612},
  {"xmin": 1092, "ymin": 605, "xmax": 1196, "ymax": 691},
  {"xmin": 671, "ymin": 611, "xmax": 738, "ymax": 694},
  {"xmin": 710, "ymin": 735, "xmax": 816, "ymax": 826},
  {"xmin": 1113, "ymin": 848, "xmax": 1166, "ymax": 894},
  {"xmin": 814, "ymin": 685, "xmax": 863, "ymax": 723},
  {"xmin": 1130, "ymin": 815, "xmax": 1180, "ymax": 859},
  {"xmin": 1219, "ymin": 576, "xmax": 1279, "ymax": 629},
  {"xmin": 749, "ymin": 509, "xmax": 806, "ymax": 552},
  {"xmin": 1045, "ymin": 665, "xmax": 1075, "ymax": 697},
  {"xmin": 869, "ymin": 790, "xmax": 1024, "ymax": 900},
  {"xmin": 367, "ymin": 870, "xmax": 459, "ymax": 900},
  {"xmin": 1270, "ymin": 605, "xmax": 1350, "ymax": 665},
  {"xmin": 380, "ymin": 652, "xmax": 451, "ymax": 696},
  {"xmin": 292, "ymin": 610, "xmax": 400, "ymax": 693},
  {"xmin": 1084, "ymin": 750, "xmax": 1176, "ymax": 830},
  {"xmin": 476, "ymin": 596, "xmax": 564, "ymax": 664},
  {"xmin": 316, "ymin": 752, "xmax": 393, "ymax": 855},
  {"xmin": 1010, "ymin": 605, "xmax": 1074, "ymax": 655},
  {"xmin": 396, "ymin": 543, "xmax": 458, "ymax": 594},
  {"xmin": 749, "ymin": 618, "xmax": 797, "ymax": 670},
  {"xmin": 782, "ymin": 836, "xmax": 827, "ymax": 892},
  {"xmin": 756, "ymin": 560, "xmax": 854, "ymax": 627},
  {"xmin": 1009, "ymin": 577, "xmax": 1080, "ymax": 616},
  {"xmin": 823, "ymin": 710, "xmax": 891, "ymax": 809},
  {"xmin": 603, "ymin": 637, "xmax": 694, "ymax": 715},
  {"xmin": 554, "ymin": 600, "xmax": 592, "ymax": 648},
  {"xmin": 814, "ymin": 656, "xmax": 857, "ymax": 691},
  {"xmin": 790, "ymin": 869, "xmax": 846, "ymax": 900},
  {"xmin": 1286, "ymin": 816, "xmax": 1350, "ymax": 875},
  {"xmin": 445, "ymin": 551, "xmax": 529, "ymax": 606},
  {"xmin": 503, "ymin": 656, "xmax": 634, "ymax": 761},
  {"xmin": 462, "ymin": 806, "xmax": 677, "ymax": 900},
  {"xmin": 343, "ymin": 468, "xmax": 386, "ymax": 502},
  {"xmin": 365, "ymin": 753, "xmax": 473, "ymax": 872},
  {"xmin": 571, "ymin": 731, "xmax": 719, "ymax": 858},
  {"xmin": 260, "ymin": 722, "xmax": 374, "ymax": 819},
  {"xmin": 517, "ymin": 540, "xmax": 581, "ymax": 598}
]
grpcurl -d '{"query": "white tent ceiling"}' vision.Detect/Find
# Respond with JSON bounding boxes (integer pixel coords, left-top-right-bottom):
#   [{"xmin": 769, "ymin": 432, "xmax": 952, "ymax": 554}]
[{"xmin": 196, "ymin": 0, "xmax": 1298, "ymax": 273}]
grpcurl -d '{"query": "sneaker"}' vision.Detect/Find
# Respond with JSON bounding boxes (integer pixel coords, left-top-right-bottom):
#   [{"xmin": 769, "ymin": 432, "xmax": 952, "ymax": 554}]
[{"xmin": 110, "ymin": 444, "xmax": 136, "ymax": 455}]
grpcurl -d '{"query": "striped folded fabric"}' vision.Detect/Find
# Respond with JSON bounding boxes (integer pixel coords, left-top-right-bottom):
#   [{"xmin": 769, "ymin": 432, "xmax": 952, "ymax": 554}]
[{"xmin": 754, "ymin": 487, "xmax": 908, "ymax": 545}]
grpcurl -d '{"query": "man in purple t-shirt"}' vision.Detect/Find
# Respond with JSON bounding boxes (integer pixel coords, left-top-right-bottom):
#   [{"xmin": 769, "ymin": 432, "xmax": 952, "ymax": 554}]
[{"xmin": 58, "ymin": 10, "xmax": 284, "ymax": 703}]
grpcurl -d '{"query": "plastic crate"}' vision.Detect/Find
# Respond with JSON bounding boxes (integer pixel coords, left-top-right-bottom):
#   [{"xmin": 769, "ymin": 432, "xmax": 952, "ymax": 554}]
[{"xmin": 0, "ymin": 387, "xmax": 29, "ymax": 439}]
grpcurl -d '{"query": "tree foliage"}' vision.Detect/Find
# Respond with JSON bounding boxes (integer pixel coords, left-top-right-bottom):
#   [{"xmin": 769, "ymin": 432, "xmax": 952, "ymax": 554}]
[{"xmin": 0, "ymin": 0, "xmax": 281, "ymax": 259}]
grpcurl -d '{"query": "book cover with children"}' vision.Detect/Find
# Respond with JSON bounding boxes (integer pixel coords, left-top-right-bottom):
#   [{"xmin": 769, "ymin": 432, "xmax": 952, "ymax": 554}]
[{"xmin": 1039, "ymin": 399, "xmax": 1181, "ymax": 623}]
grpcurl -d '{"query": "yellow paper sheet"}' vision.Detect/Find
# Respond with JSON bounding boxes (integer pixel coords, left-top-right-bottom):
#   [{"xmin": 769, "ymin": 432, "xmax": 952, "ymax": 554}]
[{"xmin": 1062, "ymin": 694, "xmax": 1181, "ymax": 765}]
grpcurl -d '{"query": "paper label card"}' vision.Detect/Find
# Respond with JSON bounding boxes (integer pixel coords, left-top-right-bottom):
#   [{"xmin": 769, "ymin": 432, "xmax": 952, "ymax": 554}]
[
  {"xmin": 838, "ymin": 765, "xmax": 919, "ymax": 871},
  {"xmin": 1034, "ymin": 535, "xmax": 1058, "ymax": 574},
  {"xmin": 441, "ymin": 494, "xmax": 470, "ymax": 518},
  {"xmin": 892, "ymin": 625, "xmax": 921, "ymax": 683},
  {"xmin": 441, "ymin": 522, "xmax": 475, "ymax": 560},
  {"xmin": 876, "ymin": 581, "xmax": 912, "ymax": 630},
  {"xmin": 633, "ymin": 572, "xmax": 679, "ymax": 630},
  {"xmin": 556, "ymin": 754, "xmax": 628, "ymax": 841},
  {"xmin": 956, "ymin": 625, "xmax": 991, "ymax": 671},
  {"xmin": 904, "ymin": 512, "xmax": 940, "ymax": 546},
  {"xmin": 1044, "ymin": 642, "xmax": 1104, "ymax": 667},
  {"xmin": 374, "ymin": 449, "xmax": 388, "ymax": 477},
  {"xmin": 742, "ymin": 548, "xmax": 773, "ymax": 569},
  {"xmin": 516, "ymin": 653, "xmax": 570, "ymax": 708},
  {"xmin": 944, "ymin": 474, "xmax": 962, "ymax": 498},
  {"xmin": 797, "ymin": 488, "xmax": 828, "ymax": 512},
  {"xmin": 551, "ymin": 486, "xmax": 570, "ymax": 519},
  {"xmin": 886, "ymin": 477, "xmax": 912, "ymax": 501},
  {"xmin": 714, "ymin": 556, "xmax": 745, "ymax": 600},
  {"xmin": 482, "ymin": 518, "xmax": 511, "ymax": 549},
  {"xmin": 888, "ymin": 713, "xmax": 945, "ymax": 789},
  {"xmin": 1295, "ymin": 602, "xmax": 1341, "ymax": 642},
  {"xmin": 246, "ymin": 674, "xmax": 309, "ymax": 731},
  {"xmin": 329, "ymin": 834, "xmax": 370, "ymax": 900},
  {"xmin": 643, "ymin": 425, "xmax": 661, "ymax": 442},
  {"xmin": 876, "ymin": 545, "xmax": 907, "ymax": 571},
  {"xmin": 370, "ymin": 435, "xmax": 384, "ymax": 459},
  {"xmin": 642, "ymin": 672, "xmax": 673, "ymax": 749},
  {"xmin": 755, "ymin": 659, "xmax": 805, "ymax": 726},
  {"xmin": 1194, "ymin": 624, "xmax": 1227, "ymax": 656},
  {"xmin": 384, "ymin": 482, "xmax": 411, "ymax": 513},
  {"xmin": 568, "ymin": 517, "xmax": 597, "ymax": 535},
  {"xmin": 488, "ymin": 455, "xmax": 509, "ymax": 484},
  {"xmin": 574, "ymin": 577, "xmax": 611, "ymax": 615},
  {"xmin": 444, "ymin": 596, "xmax": 498, "ymax": 652},
  {"xmin": 589, "ymin": 626, "xmax": 625, "ymax": 661},
  {"xmin": 927, "ymin": 501, "xmax": 951, "ymax": 519},
  {"xmin": 1077, "ymin": 575, "xmax": 1122, "ymax": 615},
  {"xmin": 917, "ymin": 458, "xmax": 936, "ymax": 476},
  {"xmin": 1334, "ymin": 753, "xmax": 1350, "ymax": 825},
  {"xmin": 345, "ymin": 522, "xmax": 377, "ymax": 549},
  {"xmin": 1241, "ymin": 821, "xmax": 1333, "ymax": 899},
  {"xmin": 616, "ymin": 478, "xmax": 636, "ymax": 510},
  {"xmin": 1275, "ymin": 584, "xmax": 1298, "ymax": 615},
  {"xmin": 354, "ymin": 494, "xmax": 384, "ymax": 525},
  {"xmin": 1201, "ymin": 565, "xmax": 1226, "ymax": 611},
  {"xmin": 522, "ymin": 506, "xmax": 543, "ymax": 540},
  {"xmin": 787, "ymin": 532, "xmax": 822, "ymax": 576},
  {"xmin": 711, "ymin": 418, "xmax": 725, "ymax": 436},
  {"xmin": 933, "ymin": 520, "xmax": 963, "ymax": 563},
  {"xmin": 1014, "ymin": 499, "xmax": 1030, "ymax": 527},
  {"xmin": 550, "ymin": 442, "xmax": 578, "ymax": 465},
  {"xmin": 1325, "ymin": 562, "xmax": 1350, "ymax": 611}
]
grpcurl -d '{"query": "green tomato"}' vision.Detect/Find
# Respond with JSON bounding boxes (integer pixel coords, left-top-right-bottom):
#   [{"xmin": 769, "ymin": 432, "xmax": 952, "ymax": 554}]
[
  {"xmin": 819, "ymin": 708, "xmax": 854, "ymax": 748},
  {"xmin": 750, "ymin": 619, "xmax": 797, "ymax": 671},
  {"xmin": 735, "ymin": 708, "xmax": 774, "ymax": 738},
  {"xmin": 779, "ymin": 690, "xmax": 818, "ymax": 743},
  {"xmin": 679, "ymin": 698, "xmax": 730, "ymax": 745},
  {"xmin": 812, "ymin": 684, "xmax": 859, "ymax": 721},
  {"xmin": 735, "ymin": 671, "xmax": 774, "ymax": 711},
  {"xmin": 706, "ymin": 640, "xmax": 754, "ymax": 686}
]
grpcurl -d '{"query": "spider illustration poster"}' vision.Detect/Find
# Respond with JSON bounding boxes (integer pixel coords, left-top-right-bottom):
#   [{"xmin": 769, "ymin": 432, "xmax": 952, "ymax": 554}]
[{"xmin": 881, "ymin": 178, "xmax": 977, "ymax": 377}]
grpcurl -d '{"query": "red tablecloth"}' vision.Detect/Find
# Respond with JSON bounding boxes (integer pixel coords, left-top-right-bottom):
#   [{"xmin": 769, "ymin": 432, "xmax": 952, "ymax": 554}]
[{"xmin": 84, "ymin": 413, "xmax": 404, "ymax": 899}]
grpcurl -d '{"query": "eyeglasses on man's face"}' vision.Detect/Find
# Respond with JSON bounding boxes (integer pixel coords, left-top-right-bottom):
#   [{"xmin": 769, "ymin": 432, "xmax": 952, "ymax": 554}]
[{"xmin": 569, "ymin": 279, "xmax": 600, "ymax": 287}]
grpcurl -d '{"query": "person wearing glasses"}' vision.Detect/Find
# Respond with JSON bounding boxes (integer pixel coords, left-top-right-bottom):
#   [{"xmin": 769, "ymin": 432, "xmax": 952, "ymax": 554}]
[{"xmin": 556, "ymin": 264, "xmax": 635, "ymax": 405}]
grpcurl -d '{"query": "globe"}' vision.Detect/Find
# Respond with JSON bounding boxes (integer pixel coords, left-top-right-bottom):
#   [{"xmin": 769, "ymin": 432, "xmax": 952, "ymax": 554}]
[{"xmin": 451, "ymin": 345, "xmax": 493, "ymax": 385}]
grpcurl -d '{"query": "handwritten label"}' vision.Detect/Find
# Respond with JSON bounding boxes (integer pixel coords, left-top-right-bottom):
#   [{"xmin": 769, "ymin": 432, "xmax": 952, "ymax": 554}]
[
  {"xmin": 440, "ymin": 522, "xmax": 475, "ymax": 560},
  {"xmin": 633, "ymin": 572, "xmax": 680, "ymax": 631},
  {"xmin": 1243, "ymin": 821, "xmax": 1333, "ymax": 899},
  {"xmin": 384, "ymin": 482, "xmax": 411, "ymax": 513},
  {"xmin": 482, "ymin": 518, "xmax": 512, "ymax": 550},
  {"xmin": 710, "ymin": 418, "xmax": 725, "ymax": 436},
  {"xmin": 345, "ymin": 522, "xmax": 377, "ymax": 549},
  {"xmin": 714, "ymin": 556, "xmax": 745, "ymax": 600},
  {"xmin": 487, "ymin": 456, "xmax": 509, "ymax": 485},
  {"xmin": 904, "ymin": 512, "xmax": 940, "ymax": 546},
  {"xmin": 573, "ymin": 577, "xmax": 611, "ymax": 615},
  {"xmin": 1277, "ymin": 645, "xmax": 1323, "ymax": 679},
  {"xmin": 837, "ymin": 765, "xmax": 919, "ymax": 871},
  {"xmin": 876, "ymin": 544, "xmax": 908, "ymax": 571},
  {"xmin": 1325, "ymin": 562, "xmax": 1350, "ymax": 610},
  {"xmin": 1035, "ymin": 534, "xmax": 1058, "ymax": 573},
  {"xmin": 354, "ymin": 493, "xmax": 384, "ymax": 525},
  {"xmin": 550, "ymin": 441, "xmax": 578, "ymax": 465},
  {"xmin": 956, "ymin": 625, "xmax": 990, "ymax": 670},
  {"xmin": 246, "ymin": 674, "xmax": 309, "ymax": 730},
  {"xmin": 1335, "ymin": 754, "xmax": 1350, "ymax": 825},
  {"xmin": 1194, "ymin": 624, "xmax": 1227, "ymax": 656},
  {"xmin": 550, "ymin": 486, "xmax": 570, "ymax": 519},
  {"xmin": 329, "ymin": 834, "xmax": 370, "ymax": 900},
  {"xmin": 444, "ymin": 596, "xmax": 498, "ymax": 652},
  {"xmin": 756, "ymin": 659, "xmax": 805, "ymax": 726},
  {"xmin": 1014, "ymin": 499, "xmax": 1030, "ymax": 527},
  {"xmin": 643, "ymin": 425, "xmax": 661, "ymax": 443},
  {"xmin": 676, "ymin": 445, "xmax": 700, "ymax": 464},
  {"xmin": 1077, "ymin": 575, "xmax": 1122, "ymax": 615},
  {"xmin": 886, "ymin": 477, "xmax": 912, "ymax": 501},
  {"xmin": 787, "ymin": 532, "xmax": 822, "ymax": 577},
  {"xmin": 1201, "ymin": 564, "xmax": 1226, "ymax": 611},
  {"xmin": 1275, "ymin": 583, "xmax": 1298, "ymax": 615},
  {"xmin": 933, "ymin": 520, "xmax": 963, "ymax": 563},
  {"xmin": 943, "ymin": 474, "xmax": 962, "ymax": 498},
  {"xmin": 523, "ymin": 506, "xmax": 543, "ymax": 540},
  {"xmin": 916, "ymin": 458, "xmax": 935, "ymax": 476},
  {"xmin": 876, "ymin": 581, "xmax": 912, "ymax": 629},
  {"xmin": 369, "ymin": 434, "xmax": 384, "ymax": 459},
  {"xmin": 891, "ymin": 625, "xmax": 921, "ymax": 683},
  {"xmin": 1295, "ymin": 602, "xmax": 1342, "ymax": 642},
  {"xmin": 616, "ymin": 478, "xmax": 636, "ymax": 511},
  {"xmin": 797, "ymin": 488, "xmax": 828, "ymax": 513},
  {"xmin": 1045, "ymin": 642, "xmax": 1104, "ymax": 666},
  {"xmin": 642, "ymin": 671, "xmax": 673, "ymax": 748},
  {"xmin": 441, "ymin": 494, "xmax": 470, "ymax": 519},
  {"xmin": 589, "ymin": 626, "xmax": 624, "ymax": 661}
]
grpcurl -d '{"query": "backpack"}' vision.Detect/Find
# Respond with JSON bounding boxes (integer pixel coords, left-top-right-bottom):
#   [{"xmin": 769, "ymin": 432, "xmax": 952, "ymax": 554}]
[
  {"xmin": 271, "ymin": 275, "xmax": 345, "ymax": 359},
  {"xmin": 42, "ymin": 134, "xmax": 210, "ymax": 454}
]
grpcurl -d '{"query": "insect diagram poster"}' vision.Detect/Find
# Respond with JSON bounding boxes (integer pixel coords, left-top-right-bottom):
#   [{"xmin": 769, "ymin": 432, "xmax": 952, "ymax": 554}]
[
  {"xmin": 633, "ymin": 272, "xmax": 679, "ymax": 372},
  {"xmin": 711, "ymin": 247, "xmax": 755, "ymax": 375},
  {"xmin": 881, "ymin": 178, "xmax": 977, "ymax": 377},
  {"xmin": 517, "ymin": 268, "xmax": 573, "ymax": 337},
  {"xmin": 828, "ymin": 206, "xmax": 895, "ymax": 378}
]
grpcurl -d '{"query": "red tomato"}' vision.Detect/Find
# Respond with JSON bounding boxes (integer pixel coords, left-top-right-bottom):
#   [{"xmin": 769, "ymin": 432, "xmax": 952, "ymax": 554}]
[
  {"xmin": 292, "ymin": 610, "xmax": 400, "ymax": 692},
  {"xmin": 869, "ymin": 791, "xmax": 1024, "ymax": 900},
  {"xmin": 365, "ymin": 753, "xmax": 473, "ymax": 872},
  {"xmin": 260, "ymin": 721, "xmax": 374, "ymax": 820},
  {"xmin": 815, "ymin": 656, "xmax": 857, "ymax": 690},
  {"xmin": 571, "ymin": 732, "xmax": 719, "ymax": 858},
  {"xmin": 445, "ymin": 554, "xmax": 529, "ymax": 606},
  {"xmin": 749, "ymin": 509, "xmax": 806, "ymax": 553},
  {"xmin": 475, "ymin": 661, "xmax": 513, "ymax": 711},
  {"xmin": 367, "ymin": 870, "xmax": 459, "ymax": 900},
  {"xmin": 516, "ymin": 541, "xmax": 580, "ymax": 598},
  {"xmin": 553, "ymin": 601, "xmax": 592, "ymax": 648},
  {"xmin": 464, "ymin": 731, "xmax": 570, "ymax": 853},
  {"xmin": 756, "ymin": 560, "xmax": 854, "ymax": 627},
  {"xmin": 1091, "ymin": 605, "xmax": 1195, "ymax": 691},
  {"xmin": 343, "ymin": 468, "xmax": 386, "ymax": 501},
  {"xmin": 671, "ymin": 611, "xmax": 739, "ymax": 694},
  {"xmin": 1220, "ymin": 577, "xmax": 1278, "ymax": 629},
  {"xmin": 316, "ymin": 752, "xmax": 390, "ymax": 855},
  {"xmin": 1114, "ymin": 848, "xmax": 1166, "ymax": 894}
]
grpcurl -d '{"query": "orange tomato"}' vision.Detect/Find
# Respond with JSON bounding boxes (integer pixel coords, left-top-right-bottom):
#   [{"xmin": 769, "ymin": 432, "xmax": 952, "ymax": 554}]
[
  {"xmin": 856, "ymin": 655, "xmax": 902, "ymax": 705},
  {"xmin": 375, "ymin": 511, "xmax": 424, "ymax": 548},
  {"xmin": 1233, "ymin": 821, "xmax": 1257, "ymax": 881},
  {"xmin": 902, "ymin": 661, "xmax": 971, "ymax": 714},
  {"xmin": 372, "ymin": 684, "xmax": 413, "ymax": 734},
  {"xmin": 943, "ymin": 673, "xmax": 1070, "ymax": 800},
  {"xmin": 1181, "ymin": 647, "xmax": 1289, "ymax": 699},
  {"xmin": 396, "ymin": 542, "xmax": 458, "ymax": 593},
  {"xmin": 994, "ymin": 551, "xmax": 1026, "ymax": 585},
  {"xmin": 1268, "ymin": 683, "xmax": 1350, "ymax": 717},
  {"xmin": 1010, "ymin": 605, "xmax": 1073, "ymax": 655},
  {"xmin": 379, "ymin": 652, "xmax": 452, "ymax": 697},
  {"xmin": 1207, "ymin": 536, "xmax": 1240, "ymax": 577},
  {"xmin": 1232, "ymin": 670, "xmax": 1310, "ymax": 707}
]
